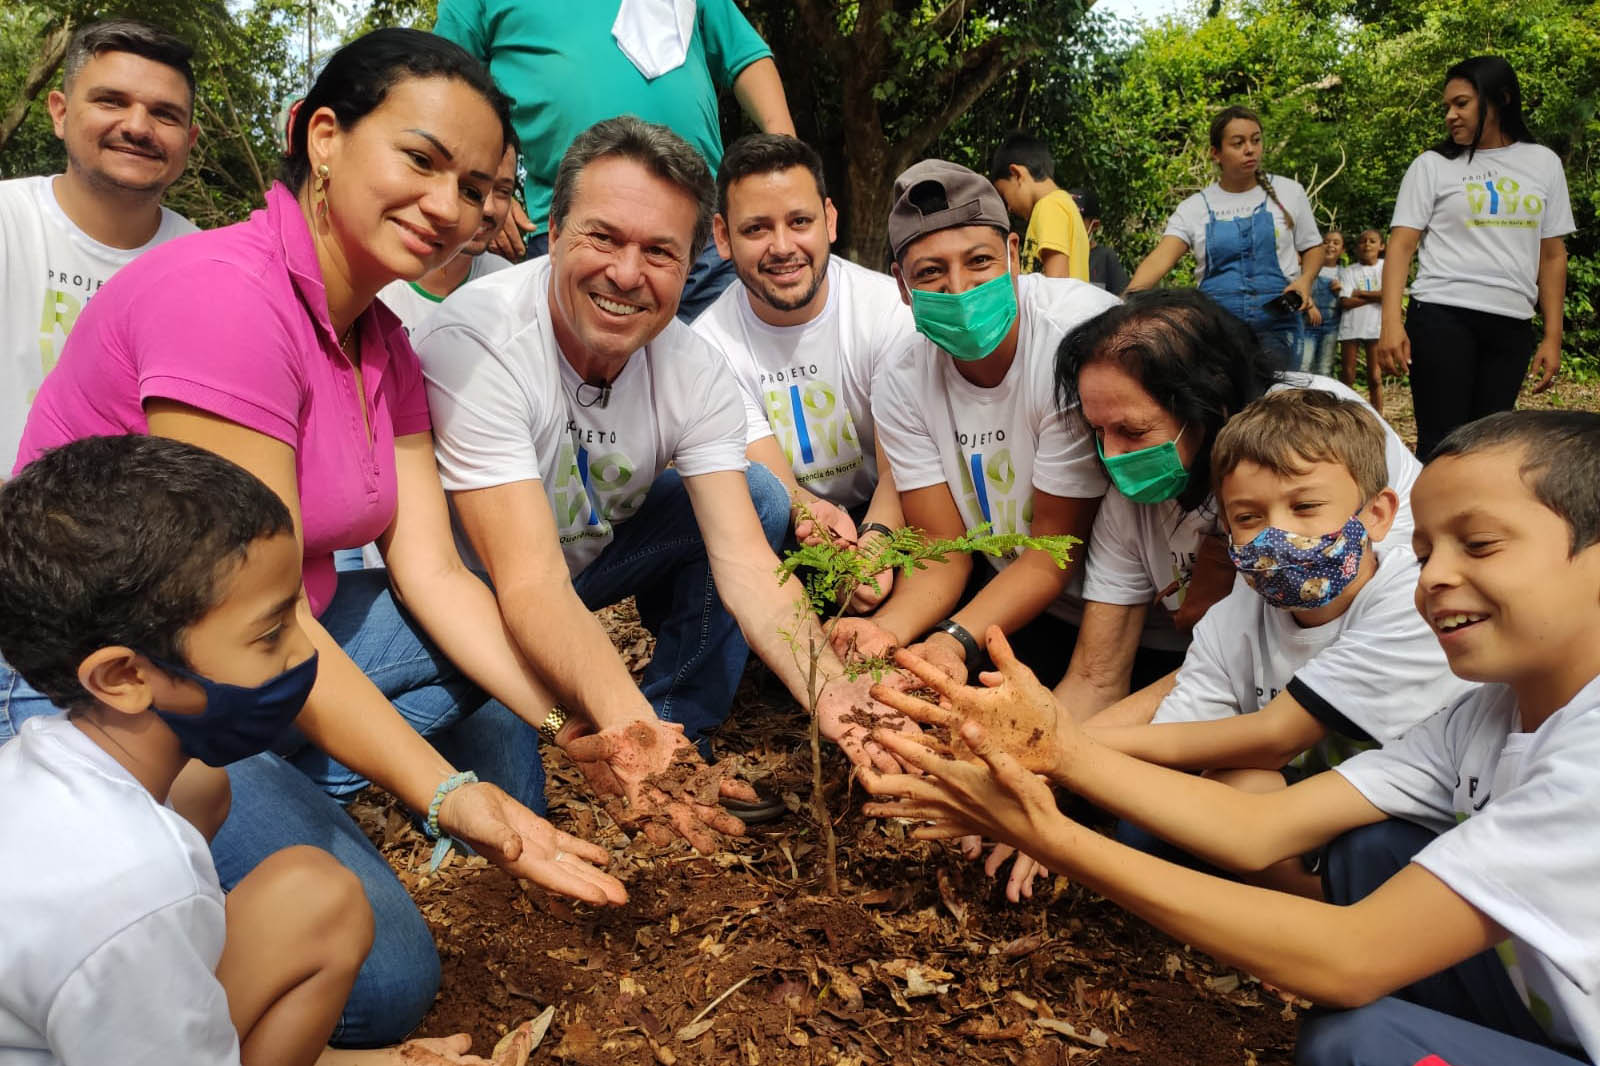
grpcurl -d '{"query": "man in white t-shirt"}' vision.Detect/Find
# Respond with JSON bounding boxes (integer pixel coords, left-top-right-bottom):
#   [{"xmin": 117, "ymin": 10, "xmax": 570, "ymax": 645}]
[
  {"xmin": 862, "ymin": 408, "xmax": 1600, "ymax": 1066},
  {"xmin": 693, "ymin": 134, "xmax": 913, "ymax": 610},
  {"xmin": 416, "ymin": 118, "xmax": 922, "ymax": 831},
  {"xmin": 376, "ymin": 144, "xmax": 517, "ymax": 335},
  {"xmin": 830, "ymin": 159, "xmax": 1116, "ymax": 687},
  {"xmin": 0, "ymin": 19, "xmax": 199, "ymax": 473}
]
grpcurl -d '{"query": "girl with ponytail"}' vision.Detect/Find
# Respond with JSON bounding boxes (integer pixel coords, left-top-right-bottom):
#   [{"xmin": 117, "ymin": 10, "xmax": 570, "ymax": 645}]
[{"xmin": 1126, "ymin": 106, "xmax": 1326, "ymax": 370}]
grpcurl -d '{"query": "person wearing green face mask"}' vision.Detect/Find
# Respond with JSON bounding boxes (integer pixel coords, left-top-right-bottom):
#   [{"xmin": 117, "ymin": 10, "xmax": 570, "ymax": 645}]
[
  {"xmin": 1046, "ymin": 290, "xmax": 1423, "ymax": 734},
  {"xmin": 830, "ymin": 159, "xmax": 1118, "ymax": 723}
]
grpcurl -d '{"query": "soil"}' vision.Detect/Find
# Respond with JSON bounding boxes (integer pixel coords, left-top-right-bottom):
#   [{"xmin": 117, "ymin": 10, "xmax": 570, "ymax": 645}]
[
  {"xmin": 353, "ymin": 381, "xmax": 1600, "ymax": 1064},
  {"xmin": 355, "ymin": 607, "xmax": 1299, "ymax": 1065}
]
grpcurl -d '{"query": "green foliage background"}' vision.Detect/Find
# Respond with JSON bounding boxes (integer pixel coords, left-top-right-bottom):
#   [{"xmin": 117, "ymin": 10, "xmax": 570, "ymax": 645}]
[{"xmin": 1, "ymin": 0, "xmax": 1592, "ymax": 371}]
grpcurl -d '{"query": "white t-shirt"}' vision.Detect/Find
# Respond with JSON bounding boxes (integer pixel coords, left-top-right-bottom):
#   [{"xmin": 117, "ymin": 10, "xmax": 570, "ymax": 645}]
[
  {"xmin": 692, "ymin": 256, "xmax": 915, "ymax": 509},
  {"xmin": 1337, "ymin": 260, "xmax": 1384, "ymax": 341},
  {"xmin": 1391, "ymin": 143, "xmax": 1575, "ymax": 320},
  {"xmin": 1337, "ymin": 676, "xmax": 1600, "ymax": 1058},
  {"xmin": 414, "ymin": 257, "xmax": 748, "ymax": 575},
  {"xmin": 0, "ymin": 715, "xmax": 237, "ymax": 1066},
  {"xmin": 1152, "ymin": 546, "xmax": 1474, "ymax": 768},
  {"xmin": 873, "ymin": 275, "xmax": 1118, "ymax": 616},
  {"xmin": 1163, "ymin": 176, "xmax": 1322, "ymax": 285},
  {"xmin": 0, "ymin": 175, "xmax": 196, "ymax": 473},
  {"xmin": 1080, "ymin": 374, "xmax": 1419, "ymax": 650},
  {"xmin": 375, "ymin": 252, "xmax": 512, "ymax": 335}
]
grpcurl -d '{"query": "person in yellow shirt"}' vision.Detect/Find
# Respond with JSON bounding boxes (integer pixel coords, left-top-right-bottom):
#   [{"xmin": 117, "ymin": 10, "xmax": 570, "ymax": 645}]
[{"xmin": 988, "ymin": 133, "xmax": 1090, "ymax": 281}]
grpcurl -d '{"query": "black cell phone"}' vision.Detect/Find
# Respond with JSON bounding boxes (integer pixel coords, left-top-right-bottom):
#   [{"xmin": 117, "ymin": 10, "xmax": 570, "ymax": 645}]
[{"xmin": 1261, "ymin": 290, "xmax": 1304, "ymax": 314}]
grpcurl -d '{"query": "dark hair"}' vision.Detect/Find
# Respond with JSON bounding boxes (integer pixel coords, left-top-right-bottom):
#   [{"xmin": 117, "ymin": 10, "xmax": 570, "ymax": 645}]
[
  {"xmin": 551, "ymin": 115, "xmax": 715, "ymax": 261},
  {"xmin": 716, "ymin": 133, "xmax": 828, "ymax": 218},
  {"xmin": 0, "ymin": 436, "xmax": 294, "ymax": 708},
  {"xmin": 1431, "ymin": 411, "xmax": 1600, "ymax": 555},
  {"xmin": 1207, "ymin": 105, "xmax": 1295, "ymax": 231},
  {"xmin": 1068, "ymin": 187, "xmax": 1100, "ymax": 220},
  {"xmin": 1055, "ymin": 289, "xmax": 1282, "ymax": 511},
  {"xmin": 282, "ymin": 28, "xmax": 515, "ymax": 192},
  {"xmin": 1430, "ymin": 56, "xmax": 1535, "ymax": 161},
  {"xmin": 63, "ymin": 18, "xmax": 195, "ymax": 101},
  {"xmin": 988, "ymin": 132, "xmax": 1053, "ymax": 182}
]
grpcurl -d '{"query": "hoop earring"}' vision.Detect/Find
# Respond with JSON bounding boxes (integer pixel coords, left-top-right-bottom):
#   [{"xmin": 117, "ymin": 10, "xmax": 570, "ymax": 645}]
[{"xmin": 312, "ymin": 164, "xmax": 330, "ymax": 222}]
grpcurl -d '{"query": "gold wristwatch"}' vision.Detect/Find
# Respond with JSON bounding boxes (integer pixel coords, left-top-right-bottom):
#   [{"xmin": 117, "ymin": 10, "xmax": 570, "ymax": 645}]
[{"xmin": 537, "ymin": 705, "xmax": 568, "ymax": 742}]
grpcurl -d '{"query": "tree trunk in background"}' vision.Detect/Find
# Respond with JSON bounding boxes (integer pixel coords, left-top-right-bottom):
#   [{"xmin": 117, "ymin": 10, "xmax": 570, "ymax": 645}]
[{"xmin": 0, "ymin": 16, "xmax": 75, "ymax": 155}]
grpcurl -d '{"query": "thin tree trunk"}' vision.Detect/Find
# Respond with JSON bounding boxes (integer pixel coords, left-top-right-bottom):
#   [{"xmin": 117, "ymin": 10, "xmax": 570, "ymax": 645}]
[{"xmin": 0, "ymin": 17, "xmax": 75, "ymax": 155}]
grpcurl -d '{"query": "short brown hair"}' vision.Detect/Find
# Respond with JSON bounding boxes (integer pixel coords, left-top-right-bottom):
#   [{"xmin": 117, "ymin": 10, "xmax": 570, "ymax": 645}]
[{"xmin": 1211, "ymin": 389, "xmax": 1388, "ymax": 503}]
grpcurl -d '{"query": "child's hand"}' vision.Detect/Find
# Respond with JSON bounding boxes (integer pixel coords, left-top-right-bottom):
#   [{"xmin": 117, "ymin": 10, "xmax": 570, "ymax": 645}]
[
  {"xmin": 815, "ymin": 673, "xmax": 925, "ymax": 774},
  {"xmin": 859, "ymin": 719, "xmax": 1068, "ymax": 857},
  {"xmin": 984, "ymin": 842, "xmax": 1052, "ymax": 902},
  {"xmin": 829, "ymin": 616, "xmax": 898, "ymax": 662},
  {"xmin": 870, "ymin": 626, "xmax": 1070, "ymax": 777}
]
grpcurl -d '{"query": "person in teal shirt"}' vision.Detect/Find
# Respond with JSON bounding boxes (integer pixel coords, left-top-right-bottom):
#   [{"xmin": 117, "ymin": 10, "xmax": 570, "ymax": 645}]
[{"xmin": 435, "ymin": 0, "xmax": 794, "ymax": 319}]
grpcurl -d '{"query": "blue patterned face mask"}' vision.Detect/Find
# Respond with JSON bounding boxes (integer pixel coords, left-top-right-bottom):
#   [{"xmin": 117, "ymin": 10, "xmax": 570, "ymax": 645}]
[{"xmin": 1227, "ymin": 512, "xmax": 1370, "ymax": 611}]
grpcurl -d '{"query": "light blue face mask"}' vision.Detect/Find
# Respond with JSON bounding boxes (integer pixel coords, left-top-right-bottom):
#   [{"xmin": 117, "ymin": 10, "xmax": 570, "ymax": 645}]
[{"xmin": 908, "ymin": 268, "xmax": 1019, "ymax": 362}]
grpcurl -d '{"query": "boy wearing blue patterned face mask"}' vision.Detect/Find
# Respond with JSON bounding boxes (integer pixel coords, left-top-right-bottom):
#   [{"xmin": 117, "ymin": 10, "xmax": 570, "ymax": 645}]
[{"xmin": 1083, "ymin": 389, "xmax": 1473, "ymax": 895}]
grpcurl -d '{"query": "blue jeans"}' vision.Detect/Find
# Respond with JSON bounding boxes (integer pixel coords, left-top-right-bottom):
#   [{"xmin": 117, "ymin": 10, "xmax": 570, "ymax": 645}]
[
  {"xmin": 1297, "ymin": 820, "xmax": 1588, "ymax": 1066},
  {"xmin": 524, "ymin": 233, "xmax": 735, "ymax": 323},
  {"xmin": 0, "ymin": 569, "xmax": 544, "ymax": 1047},
  {"xmin": 572, "ymin": 465, "xmax": 789, "ymax": 749}
]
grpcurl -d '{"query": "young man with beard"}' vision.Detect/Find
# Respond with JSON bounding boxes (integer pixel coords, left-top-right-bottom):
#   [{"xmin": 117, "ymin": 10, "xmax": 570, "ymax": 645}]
[
  {"xmin": 0, "ymin": 18, "xmax": 198, "ymax": 473},
  {"xmin": 693, "ymin": 134, "xmax": 913, "ymax": 613}
]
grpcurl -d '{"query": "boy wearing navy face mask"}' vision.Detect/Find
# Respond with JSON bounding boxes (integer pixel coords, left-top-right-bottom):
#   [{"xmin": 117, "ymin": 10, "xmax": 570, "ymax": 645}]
[
  {"xmin": 0, "ymin": 436, "xmax": 471, "ymax": 1066},
  {"xmin": 1086, "ymin": 389, "xmax": 1473, "ymax": 895}
]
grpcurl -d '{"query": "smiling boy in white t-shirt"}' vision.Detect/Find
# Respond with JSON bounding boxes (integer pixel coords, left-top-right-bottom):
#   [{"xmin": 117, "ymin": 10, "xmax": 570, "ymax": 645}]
[{"xmin": 863, "ymin": 408, "xmax": 1600, "ymax": 1065}]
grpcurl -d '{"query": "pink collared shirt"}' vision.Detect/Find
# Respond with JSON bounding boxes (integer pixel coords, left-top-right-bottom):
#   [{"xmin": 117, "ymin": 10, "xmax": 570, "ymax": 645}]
[{"xmin": 17, "ymin": 182, "xmax": 432, "ymax": 616}]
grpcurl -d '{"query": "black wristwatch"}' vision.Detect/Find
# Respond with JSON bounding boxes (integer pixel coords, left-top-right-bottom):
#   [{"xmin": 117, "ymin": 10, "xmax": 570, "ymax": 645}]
[{"xmin": 932, "ymin": 618, "xmax": 984, "ymax": 676}]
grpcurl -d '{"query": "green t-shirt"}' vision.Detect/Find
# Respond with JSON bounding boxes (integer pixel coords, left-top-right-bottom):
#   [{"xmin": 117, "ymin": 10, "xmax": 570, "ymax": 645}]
[{"xmin": 435, "ymin": 0, "xmax": 771, "ymax": 235}]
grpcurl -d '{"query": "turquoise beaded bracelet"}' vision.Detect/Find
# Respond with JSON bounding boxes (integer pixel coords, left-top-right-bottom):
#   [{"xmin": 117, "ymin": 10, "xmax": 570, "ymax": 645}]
[{"xmin": 425, "ymin": 770, "xmax": 479, "ymax": 873}]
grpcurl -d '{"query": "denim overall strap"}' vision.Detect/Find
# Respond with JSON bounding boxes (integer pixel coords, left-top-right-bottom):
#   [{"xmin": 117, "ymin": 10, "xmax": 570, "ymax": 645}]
[{"xmin": 1198, "ymin": 190, "xmax": 1299, "ymax": 367}]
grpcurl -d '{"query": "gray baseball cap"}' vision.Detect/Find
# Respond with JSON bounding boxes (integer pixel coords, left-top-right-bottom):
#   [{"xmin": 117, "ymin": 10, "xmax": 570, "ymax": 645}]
[{"xmin": 887, "ymin": 159, "xmax": 1010, "ymax": 261}]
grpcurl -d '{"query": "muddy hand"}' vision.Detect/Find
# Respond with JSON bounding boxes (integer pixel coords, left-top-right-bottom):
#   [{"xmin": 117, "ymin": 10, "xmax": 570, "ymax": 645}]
[
  {"xmin": 983, "ymin": 842, "xmax": 1051, "ymax": 903},
  {"xmin": 816, "ymin": 673, "xmax": 923, "ymax": 775},
  {"xmin": 563, "ymin": 719, "xmax": 753, "ymax": 852},
  {"xmin": 870, "ymin": 626, "xmax": 1067, "ymax": 776},
  {"xmin": 381, "ymin": 1027, "xmax": 532, "ymax": 1064},
  {"xmin": 860, "ymin": 721, "xmax": 1066, "ymax": 855},
  {"xmin": 828, "ymin": 616, "xmax": 899, "ymax": 662},
  {"xmin": 434, "ymin": 782, "xmax": 626, "ymax": 904}
]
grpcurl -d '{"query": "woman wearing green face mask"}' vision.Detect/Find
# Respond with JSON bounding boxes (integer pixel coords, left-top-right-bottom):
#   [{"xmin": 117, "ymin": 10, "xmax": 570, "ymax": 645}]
[
  {"xmin": 827, "ymin": 159, "xmax": 1119, "ymax": 696},
  {"xmin": 1048, "ymin": 289, "xmax": 1421, "ymax": 729}
]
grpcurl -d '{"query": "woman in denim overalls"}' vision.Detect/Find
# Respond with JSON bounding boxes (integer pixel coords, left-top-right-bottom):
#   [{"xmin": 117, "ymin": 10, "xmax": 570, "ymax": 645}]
[{"xmin": 1126, "ymin": 106, "xmax": 1325, "ymax": 370}]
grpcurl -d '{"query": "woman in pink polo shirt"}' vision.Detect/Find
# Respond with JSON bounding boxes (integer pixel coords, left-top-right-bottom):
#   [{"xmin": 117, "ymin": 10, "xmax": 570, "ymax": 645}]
[{"xmin": 5, "ymin": 29, "xmax": 626, "ymax": 1045}]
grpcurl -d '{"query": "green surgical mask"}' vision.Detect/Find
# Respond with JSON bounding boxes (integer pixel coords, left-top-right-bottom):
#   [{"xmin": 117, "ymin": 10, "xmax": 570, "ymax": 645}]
[
  {"xmin": 909, "ymin": 269, "xmax": 1019, "ymax": 362},
  {"xmin": 1097, "ymin": 425, "xmax": 1190, "ymax": 504}
]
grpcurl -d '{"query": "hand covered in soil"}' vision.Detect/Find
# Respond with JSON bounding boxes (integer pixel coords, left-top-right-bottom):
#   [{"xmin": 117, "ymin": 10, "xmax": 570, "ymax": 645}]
[
  {"xmin": 794, "ymin": 497, "xmax": 858, "ymax": 546},
  {"xmin": 562, "ymin": 719, "xmax": 755, "ymax": 852},
  {"xmin": 435, "ymin": 782, "xmax": 627, "ymax": 905},
  {"xmin": 869, "ymin": 626, "xmax": 1070, "ymax": 777},
  {"xmin": 902, "ymin": 633, "xmax": 968, "ymax": 683},
  {"xmin": 845, "ymin": 564, "xmax": 895, "ymax": 615},
  {"xmin": 859, "ymin": 719, "xmax": 1068, "ymax": 856},
  {"xmin": 816, "ymin": 673, "xmax": 924, "ymax": 775},
  {"xmin": 829, "ymin": 617, "xmax": 899, "ymax": 662}
]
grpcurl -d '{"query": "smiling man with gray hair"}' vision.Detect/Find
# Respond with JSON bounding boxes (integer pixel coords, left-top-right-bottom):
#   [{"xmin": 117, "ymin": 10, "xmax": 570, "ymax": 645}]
[{"xmin": 414, "ymin": 117, "xmax": 918, "ymax": 843}]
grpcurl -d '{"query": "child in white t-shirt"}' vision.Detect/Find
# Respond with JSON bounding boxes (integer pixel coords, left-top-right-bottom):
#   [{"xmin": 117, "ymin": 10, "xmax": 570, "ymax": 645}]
[
  {"xmin": 1338, "ymin": 229, "xmax": 1388, "ymax": 408},
  {"xmin": 865, "ymin": 409, "xmax": 1600, "ymax": 1065},
  {"xmin": 0, "ymin": 436, "xmax": 519, "ymax": 1066}
]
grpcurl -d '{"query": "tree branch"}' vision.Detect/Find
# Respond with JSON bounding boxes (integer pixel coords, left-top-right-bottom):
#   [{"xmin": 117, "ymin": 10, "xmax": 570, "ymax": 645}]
[
  {"xmin": 0, "ymin": 16, "xmax": 75, "ymax": 155},
  {"xmin": 888, "ymin": 39, "xmax": 1038, "ymax": 174}
]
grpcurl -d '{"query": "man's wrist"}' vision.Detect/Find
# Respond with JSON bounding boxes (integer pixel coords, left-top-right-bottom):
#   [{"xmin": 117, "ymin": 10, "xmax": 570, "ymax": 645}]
[{"xmin": 931, "ymin": 619, "xmax": 981, "ymax": 666}]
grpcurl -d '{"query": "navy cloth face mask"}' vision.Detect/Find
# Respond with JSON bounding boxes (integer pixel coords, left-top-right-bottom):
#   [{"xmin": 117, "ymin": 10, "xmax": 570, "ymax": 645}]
[
  {"xmin": 1227, "ymin": 513, "xmax": 1370, "ymax": 611},
  {"xmin": 149, "ymin": 652, "xmax": 319, "ymax": 767}
]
